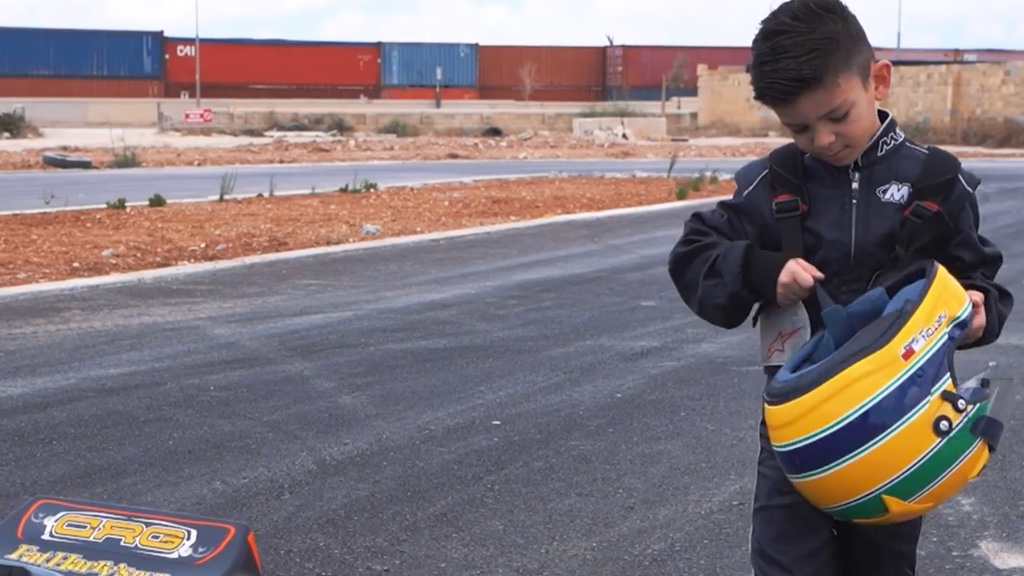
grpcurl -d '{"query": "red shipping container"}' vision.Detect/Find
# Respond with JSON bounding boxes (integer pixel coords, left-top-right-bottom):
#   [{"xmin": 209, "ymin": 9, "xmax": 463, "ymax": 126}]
[
  {"xmin": 478, "ymin": 86, "xmax": 602, "ymax": 102},
  {"xmin": 165, "ymin": 83, "xmax": 379, "ymax": 100},
  {"xmin": 874, "ymin": 47, "xmax": 959, "ymax": 62},
  {"xmin": 380, "ymin": 87, "xmax": 479, "ymax": 100},
  {"xmin": 0, "ymin": 76, "xmax": 164, "ymax": 98},
  {"xmin": 954, "ymin": 49, "xmax": 1024, "ymax": 62},
  {"xmin": 164, "ymin": 38, "xmax": 380, "ymax": 88},
  {"xmin": 605, "ymin": 45, "xmax": 752, "ymax": 90},
  {"xmin": 478, "ymin": 45, "xmax": 605, "ymax": 89}
]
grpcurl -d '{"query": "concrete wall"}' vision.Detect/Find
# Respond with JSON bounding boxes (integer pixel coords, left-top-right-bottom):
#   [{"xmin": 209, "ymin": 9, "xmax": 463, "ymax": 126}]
[
  {"xmin": 695, "ymin": 61, "xmax": 1024, "ymax": 133},
  {"xmin": 0, "ymin": 96, "xmax": 698, "ymax": 137}
]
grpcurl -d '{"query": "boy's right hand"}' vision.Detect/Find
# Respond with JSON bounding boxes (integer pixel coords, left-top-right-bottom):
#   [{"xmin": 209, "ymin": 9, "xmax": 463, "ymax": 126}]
[{"xmin": 776, "ymin": 258, "xmax": 825, "ymax": 308}]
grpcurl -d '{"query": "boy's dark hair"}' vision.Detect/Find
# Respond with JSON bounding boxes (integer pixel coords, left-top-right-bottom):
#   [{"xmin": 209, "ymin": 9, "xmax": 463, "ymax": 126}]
[{"xmin": 749, "ymin": 0, "xmax": 876, "ymax": 107}]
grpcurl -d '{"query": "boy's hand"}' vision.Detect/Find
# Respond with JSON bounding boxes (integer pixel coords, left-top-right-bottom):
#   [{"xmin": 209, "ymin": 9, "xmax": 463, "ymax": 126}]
[
  {"xmin": 964, "ymin": 290, "xmax": 987, "ymax": 344},
  {"xmin": 776, "ymin": 258, "xmax": 825, "ymax": 308}
]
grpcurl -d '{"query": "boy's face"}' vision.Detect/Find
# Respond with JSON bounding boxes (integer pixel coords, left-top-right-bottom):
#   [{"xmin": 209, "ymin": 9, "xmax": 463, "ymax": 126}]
[{"xmin": 771, "ymin": 61, "xmax": 893, "ymax": 167}]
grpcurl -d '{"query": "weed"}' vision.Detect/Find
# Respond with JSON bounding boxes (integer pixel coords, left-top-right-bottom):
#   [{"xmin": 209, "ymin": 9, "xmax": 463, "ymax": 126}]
[
  {"xmin": 219, "ymin": 170, "xmax": 238, "ymax": 201},
  {"xmin": 338, "ymin": 172, "xmax": 379, "ymax": 193},
  {"xmin": 111, "ymin": 148, "xmax": 141, "ymax": 168},
  {"xmin": 325, "ymin": 114, "xmax": 353, "ymax": 134},
  {"xmin": 689, "ymin": 172, "xmax": 706, "ymax": 193},
  {"xmin": 0, "ymin": 112, "xmax": 39, "ymax": 138},
  {"xmin": 148, "ymin": 193, "xmax": 167, "ymax": 207},
  {"xmin": 675, "ymin": 182, "xmax": 689, "ymax": 200},
  {"xmin": 667, "ymin": 150, "xmax": 680, "ymax": 179},
  {"xmin": 378, "ymin": 119, "xmax": 419, "ymax": 137},
  {"xmin": 108, "ymin": 129, "xmax": 141, "ymax": 168},
  {"xmin": 577, "ymin": 104, "xmax": 653, "ymax": 118},
  {"xmin": 106, "ymin": 198, "xmax": 127, "ymax": 210}
]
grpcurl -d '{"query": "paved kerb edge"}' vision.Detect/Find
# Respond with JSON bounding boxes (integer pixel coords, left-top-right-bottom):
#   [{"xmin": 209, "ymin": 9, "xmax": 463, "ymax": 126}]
[{"xmin": 0, "ymin": 193, "xmax": 726, "ymax": 301}]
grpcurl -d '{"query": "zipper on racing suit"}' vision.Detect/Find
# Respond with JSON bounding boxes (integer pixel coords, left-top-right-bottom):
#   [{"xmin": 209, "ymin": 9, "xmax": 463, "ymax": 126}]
[{"xmin": 849, "ymin": 164, "xmax": 861, "ymax": 260}]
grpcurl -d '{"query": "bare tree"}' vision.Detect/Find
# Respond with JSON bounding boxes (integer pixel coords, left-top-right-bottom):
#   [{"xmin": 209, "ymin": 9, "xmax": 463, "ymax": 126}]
[
  {"xmin": 665, "ymin": 54, "xmax": 690, "ymax": 91},
  {"xmin": 519, "ymin": 61, "xmax": 538, "ymax": 101}
]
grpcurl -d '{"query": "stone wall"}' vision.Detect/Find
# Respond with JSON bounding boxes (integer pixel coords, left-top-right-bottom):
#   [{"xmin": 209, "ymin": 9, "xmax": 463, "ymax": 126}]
[{"xmin": 696, "ymin": 61, "xmax": 1024, "ymax": 134}]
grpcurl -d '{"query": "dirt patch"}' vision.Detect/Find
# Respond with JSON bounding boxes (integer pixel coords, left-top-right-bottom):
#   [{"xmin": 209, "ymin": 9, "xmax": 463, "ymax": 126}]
[{"xmin": 0, "ymin": 175, "xmax": 733, "ymax": 289}]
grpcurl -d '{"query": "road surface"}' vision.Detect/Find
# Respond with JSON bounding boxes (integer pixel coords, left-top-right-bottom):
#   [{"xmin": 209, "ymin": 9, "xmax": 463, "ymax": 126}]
[
  {"xmin": 1, "ymin": 158, "xmax": 749, "ymax": 212},
  {"xmin": 4, "ymin": 157, "xmax": 1023, "ymax": 213},
  {"xmin": 0, "ymin": 162, "xmax": 1022, "ymax": 574}
]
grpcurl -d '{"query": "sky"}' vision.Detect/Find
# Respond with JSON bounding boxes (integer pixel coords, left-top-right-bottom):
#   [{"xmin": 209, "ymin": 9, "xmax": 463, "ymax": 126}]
[{"xmin": 4, "ymin": 0, "xmax": 1023, "ymax": 50}]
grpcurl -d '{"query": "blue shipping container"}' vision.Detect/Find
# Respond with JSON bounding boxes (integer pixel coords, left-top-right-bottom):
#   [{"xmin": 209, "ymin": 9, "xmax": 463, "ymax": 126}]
[
  {"xmin": 380, "ymin": 42, "xmax": 477, "ymax": 88},
  {"xmin": 0, "ymin": 26, "xmax": 163, "ymax": 79}
]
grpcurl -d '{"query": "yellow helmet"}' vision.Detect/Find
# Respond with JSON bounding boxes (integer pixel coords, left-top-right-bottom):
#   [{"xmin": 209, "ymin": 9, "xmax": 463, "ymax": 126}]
[{"xmin": 763, "ymin": 259, "xmax": 1015, "ymax": 525}]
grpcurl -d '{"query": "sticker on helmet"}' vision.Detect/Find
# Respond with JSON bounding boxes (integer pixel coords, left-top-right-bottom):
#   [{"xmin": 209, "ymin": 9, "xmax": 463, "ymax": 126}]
[{"xmin": 900, "ymin": 310, "xmax": 948, "ymax": 362}]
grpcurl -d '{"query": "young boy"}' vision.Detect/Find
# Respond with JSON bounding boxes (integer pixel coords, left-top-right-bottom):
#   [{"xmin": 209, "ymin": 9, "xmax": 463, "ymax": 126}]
[{"xmin": 667, "ymin": 0, "xmax": 1014, "ymax": 575}]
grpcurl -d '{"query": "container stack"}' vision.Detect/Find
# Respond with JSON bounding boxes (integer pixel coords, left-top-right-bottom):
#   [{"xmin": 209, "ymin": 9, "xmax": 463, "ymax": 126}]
[
  {"xmin": 604, "ymin": 45, "xmax": 753, "ymax": 102},
  {"xmin": 162, "ymin": 37, "xmax": 381, "ymax": 100},
  {"xmin": 0, "ymin": 26, "xmax": 164, "ymax": 97},
  {"xmin": 0, "ymin": 25, "xmax": 1013, "ymax": 101},
  {"xmin": 477, "ymin": 45, "xmax": 605, "ymax": 102},
  {"xmin": 379, "ymin": 42, "xmax": 479, "ymax": 100}
]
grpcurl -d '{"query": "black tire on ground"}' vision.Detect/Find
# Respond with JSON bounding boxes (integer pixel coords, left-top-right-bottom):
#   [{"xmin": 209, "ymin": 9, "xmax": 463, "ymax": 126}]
[{"xmin": 40, "ymin": 151, "xmax": 94, "ymax": 170}]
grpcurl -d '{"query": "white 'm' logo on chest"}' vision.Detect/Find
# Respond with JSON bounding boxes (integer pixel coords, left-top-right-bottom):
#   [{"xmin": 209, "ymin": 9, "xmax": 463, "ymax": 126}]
[{"xmin": 876, "ymin": 181, "xmax": 912, "ymax": 204}]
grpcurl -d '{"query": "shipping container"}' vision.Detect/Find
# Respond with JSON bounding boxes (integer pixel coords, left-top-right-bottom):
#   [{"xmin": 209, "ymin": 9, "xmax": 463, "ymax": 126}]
[
  {"xmin": 380, "ymin": 42, "xmax": 478, "ymax": 88},
  {"xmin": 165, "ymin": 83, "xmax": 379, "ymax": 100},
  {"xmin": 605, "ymin": 45, "xmax": 752, "ymax": 92},
  {"xmin": 478, "ymin": 45, "xmax": 604, "ymax": 90},
  {"xmin": 0, "ymin": 76, "xmax": 163, "ymax": 97},
  {"xmin": 0, "ymin": 26, "xmax": 163, "ymax": 79},
  {"xmin": 479, "ymin": 86, "xmax": 603, "ymax": 102},
  {"xmin": 953, "ymin": 49, "xmax": 1024, "ymax": 62},
  {"xmin": 164, "ymin": 37, "xmax": 380, "ymax": 88},
  {"xmin": 380, "ymin": 87, "xmax": 478, "ymax": 100},
  {"xmin": 874, "ymin": 47, "xmax": 959, "ymax": 62}
]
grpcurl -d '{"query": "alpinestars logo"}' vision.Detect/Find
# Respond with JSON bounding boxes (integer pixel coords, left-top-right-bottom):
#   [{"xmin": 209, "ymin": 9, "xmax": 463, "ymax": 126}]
[
  {"xmin": 877, "ymin": 181, "xmax": 912, "ymax": 204},
  {"xmin": 877, "ymin": 127, "xmax": 905, "ymax": 156}
]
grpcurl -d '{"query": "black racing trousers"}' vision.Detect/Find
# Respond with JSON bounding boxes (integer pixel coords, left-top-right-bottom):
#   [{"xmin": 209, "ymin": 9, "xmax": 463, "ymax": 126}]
[{"xmin": 750, "ymin": 412, "xmax": 923, "ymax": 576}]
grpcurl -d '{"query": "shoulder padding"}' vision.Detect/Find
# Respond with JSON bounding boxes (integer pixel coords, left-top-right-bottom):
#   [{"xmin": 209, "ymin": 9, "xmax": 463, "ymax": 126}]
[{"xmin": 767, "ymin": 142, "xmax": 807, "ymax": 201}]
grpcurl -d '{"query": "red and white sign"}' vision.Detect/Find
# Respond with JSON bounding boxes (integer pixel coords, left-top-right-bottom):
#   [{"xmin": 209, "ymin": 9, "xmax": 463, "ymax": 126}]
[{"xmin": 183, "ymin": 108, "xmax": 213, "ymax": 124}]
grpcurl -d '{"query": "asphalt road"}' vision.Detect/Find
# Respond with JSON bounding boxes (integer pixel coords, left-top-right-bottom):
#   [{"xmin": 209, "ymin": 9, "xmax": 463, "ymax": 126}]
[
  {"xmin": 3, "ymin": 158, "xmax": 743, "ymax": 212},
  {"xmin": 4, "ymin": 157, "xmax": 1024, "ymax": 213},
  {"xmin": 0, "ymin": 163, "xmax": 1022, "ymax": 575}
]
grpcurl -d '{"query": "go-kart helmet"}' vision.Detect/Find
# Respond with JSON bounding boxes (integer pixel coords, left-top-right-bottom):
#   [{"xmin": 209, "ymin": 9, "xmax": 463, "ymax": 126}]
[{"xmin": 763, "ymin": 260, "xmax": 1014, "ymax": 525}]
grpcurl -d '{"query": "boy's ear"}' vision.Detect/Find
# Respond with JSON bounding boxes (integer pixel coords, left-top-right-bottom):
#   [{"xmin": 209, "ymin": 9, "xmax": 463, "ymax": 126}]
[{"xmin": 871, "ymin": 60, "xmax": 893, "ymax": 101}]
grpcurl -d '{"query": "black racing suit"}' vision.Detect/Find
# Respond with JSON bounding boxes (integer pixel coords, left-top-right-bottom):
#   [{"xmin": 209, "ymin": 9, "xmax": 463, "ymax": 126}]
[{"xmin": 667, "ymin": 109, "xmax": 1014, "ymax": 576}]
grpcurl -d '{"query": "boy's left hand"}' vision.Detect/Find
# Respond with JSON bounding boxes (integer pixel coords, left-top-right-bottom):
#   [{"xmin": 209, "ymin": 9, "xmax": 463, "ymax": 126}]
[{"xmin": 964, "ymin": 290, "xmax": 987, "ymax": 344}]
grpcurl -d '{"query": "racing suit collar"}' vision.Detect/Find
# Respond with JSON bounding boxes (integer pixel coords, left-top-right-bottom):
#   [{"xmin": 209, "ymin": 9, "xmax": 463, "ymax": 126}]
[{"xmin": 851, "ymin": 108, "xmax": 906, "ymax": 170}]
